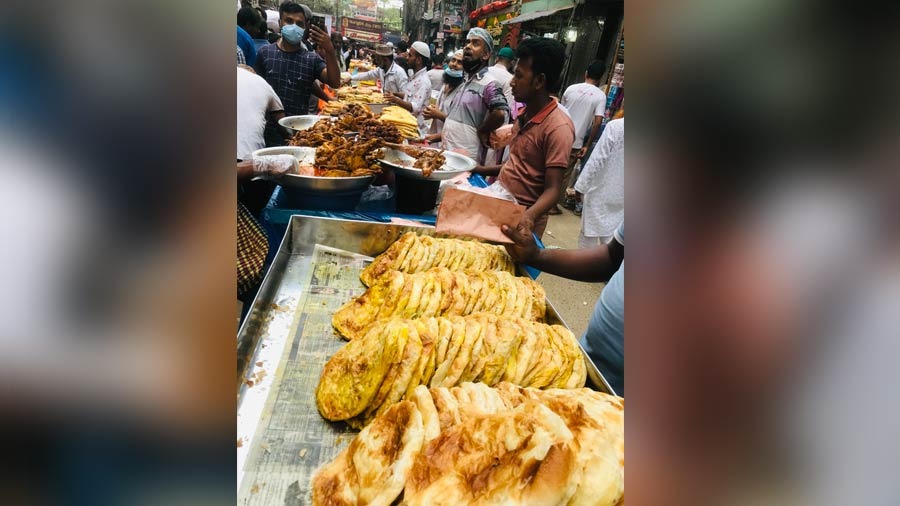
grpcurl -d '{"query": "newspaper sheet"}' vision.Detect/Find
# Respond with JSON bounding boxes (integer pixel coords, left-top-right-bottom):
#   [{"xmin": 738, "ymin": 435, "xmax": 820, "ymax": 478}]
[{"xmin": 239, "ymin": 245, "xmax": 371, "ymax": 505}]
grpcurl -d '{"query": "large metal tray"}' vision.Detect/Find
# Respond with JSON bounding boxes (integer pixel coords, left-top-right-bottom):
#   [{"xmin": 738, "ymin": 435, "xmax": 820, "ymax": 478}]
[{"xmin": 236, "ymin": 215, "xmax": 613, "ymax": 504}]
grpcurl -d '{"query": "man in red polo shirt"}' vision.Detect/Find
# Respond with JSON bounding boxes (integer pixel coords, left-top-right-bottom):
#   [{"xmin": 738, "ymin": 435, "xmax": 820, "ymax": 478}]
[{"xmin": 474, "ymin": 37, "xmax": 574, "ymax": 238}]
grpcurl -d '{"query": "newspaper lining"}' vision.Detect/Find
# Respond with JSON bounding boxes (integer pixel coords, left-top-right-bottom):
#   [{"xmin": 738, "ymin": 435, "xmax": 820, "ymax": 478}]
[{"xmin": 239, "ymin": 245, "xmax": 371, "ymax": 505}]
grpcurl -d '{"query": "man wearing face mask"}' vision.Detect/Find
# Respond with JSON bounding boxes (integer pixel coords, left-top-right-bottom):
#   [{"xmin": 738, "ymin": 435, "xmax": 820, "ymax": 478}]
[
  {"xmin": 385, "ymin": 41, "xmax": 432, "ymax": 137},
  {"xmin": 423, "ymin": 50, "xmax": 465, "ymax": 143},
  {"xmin": 345, "ymin": 44, "xmax": 408, "ymax": 94},
  {"xmin": 253, "ymin": 2, "xmax": 341, "ymax": 116},
  {"xmin": 441, "ymin": 28, "xmax": 509, "ymax": 163}
]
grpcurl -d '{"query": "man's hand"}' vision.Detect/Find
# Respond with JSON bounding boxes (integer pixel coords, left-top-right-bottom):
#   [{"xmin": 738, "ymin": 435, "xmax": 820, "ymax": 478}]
[
  {"xmin": 519, "ymin": 212, "xmax": 536, "ymax": 237},
  {"xmin": 386, "ymin": 94, "xmax": 413, "ymax": 112},
  {"xmin": 308, "ymin": 26, "xmax": 334, "ymax": 55},
  {"xmin": 385, "ymin": 93, "xmax": 402, "ymax": 104},
  {"xmin": 252, "ymin": 154, "xmax": 297, "ymax": 179},
  {"xmin": 473, "ymin": 164, "xmax": 502, "ymax": 177},
  {"xmin": 576, "ymin": 146, "xmax": 588, "ymax": 159},
  {"xmin": 501, "ymin": 221, "xmax": 540, "ymax": 265},
  {"xmin": 423, "ymin": 104, "xmax": 445, "ymax": 121},
  {"xmin": 489, "ymin": 124, "xmax": 514, "ymax": 150}
]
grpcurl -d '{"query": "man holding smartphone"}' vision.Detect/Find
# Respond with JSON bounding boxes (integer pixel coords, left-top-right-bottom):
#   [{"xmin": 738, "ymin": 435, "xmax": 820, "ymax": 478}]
[{"xmin": 253, "ymin": 2, "xmax": 341, "ymax": 116}]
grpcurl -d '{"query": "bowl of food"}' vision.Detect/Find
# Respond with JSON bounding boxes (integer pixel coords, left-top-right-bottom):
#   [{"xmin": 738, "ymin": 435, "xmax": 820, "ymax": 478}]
[
  {"xmin": 378, "ymin": 146, "xmax": 475, "ymax": 181},
  {"xmin": 278, "ymin": 115, "xmax": 329, "ymax": 134},
  {"xmin": 252, "ymin": 146, "xmax": 375, "ymax": 210}
]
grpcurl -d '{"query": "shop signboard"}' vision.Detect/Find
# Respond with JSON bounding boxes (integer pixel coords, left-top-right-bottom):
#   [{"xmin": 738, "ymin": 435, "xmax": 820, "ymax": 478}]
[
  {"xmin": 350, "ymin": 0, "xmax": 378, "ymax": 21},
  {"xmin": 341, "ymin": 17, "xmax": 383, "ymax": 42},
  {"xmin": 442, "ymin": 14, "xmax": 463, "ymax": 34}
]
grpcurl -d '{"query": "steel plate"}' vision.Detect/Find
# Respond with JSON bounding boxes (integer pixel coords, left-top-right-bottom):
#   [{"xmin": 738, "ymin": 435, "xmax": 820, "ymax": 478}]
[{"xmin": 378, "ymin": 147, "xmax": 476, "ymax": 181}]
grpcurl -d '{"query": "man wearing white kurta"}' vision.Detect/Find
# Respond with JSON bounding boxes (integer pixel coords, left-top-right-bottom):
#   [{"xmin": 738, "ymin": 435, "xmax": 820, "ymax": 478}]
[{"xmin": 574, "ymin": 117, "xmax": 623, "ymax": 248}]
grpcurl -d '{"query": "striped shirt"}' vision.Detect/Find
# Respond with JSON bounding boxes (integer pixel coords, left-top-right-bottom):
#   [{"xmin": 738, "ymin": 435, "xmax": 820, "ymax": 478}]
[{"xmin": 442, "ymin": 65, "xmax": 509, "ymax": 162}]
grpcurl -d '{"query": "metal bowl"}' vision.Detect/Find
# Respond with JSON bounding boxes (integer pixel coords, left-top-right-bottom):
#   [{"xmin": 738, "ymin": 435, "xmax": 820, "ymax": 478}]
[
  {"xmin": 278, "ymin": 115, "xmax": 329, "ymax": 133},
  {"xmin": 378, "ymin": 147, "xmax": 476, "ymax": 181},
  {"xmin": 280, "ymin": 115, "xmax": 360, "ymax": 141},
  {"xmin": 252, "ymin": 146, "xmax": 375, "ymax": 192}
]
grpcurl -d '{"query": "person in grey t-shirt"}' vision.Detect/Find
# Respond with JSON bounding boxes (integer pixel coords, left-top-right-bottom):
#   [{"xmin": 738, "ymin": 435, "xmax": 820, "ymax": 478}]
[{"xmin": 501, "ymin": 220, "xmax": 625, "ymax": 395}]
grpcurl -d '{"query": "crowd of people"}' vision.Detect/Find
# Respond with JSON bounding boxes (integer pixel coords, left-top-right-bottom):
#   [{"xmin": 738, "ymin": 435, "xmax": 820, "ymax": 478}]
[{"xmin": 235, "ymin": 2, "xmax": 626, "ymax": 393}]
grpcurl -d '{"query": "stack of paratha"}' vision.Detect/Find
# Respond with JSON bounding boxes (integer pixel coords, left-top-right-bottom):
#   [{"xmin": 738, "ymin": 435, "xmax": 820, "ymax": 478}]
[
  {"xmin": 333, "ymin": 268, "xmax": 546, "ymax": 341},
  {"xmin": 317, "ymin": 314, "xmax": 587, "ymax": 427},
  {"xmin": 311, "ymin": 382, "xmax": 624, "ymax": 506},
  {"xmin": 360, "ymin": 232, "xmax": 516, "ymax": 287}
]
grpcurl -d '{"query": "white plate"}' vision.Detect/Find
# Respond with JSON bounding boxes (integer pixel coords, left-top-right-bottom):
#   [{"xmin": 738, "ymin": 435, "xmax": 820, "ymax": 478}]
[{"xmin": 378, "ymin": 148, "xmax": 475, "ymax": 181}]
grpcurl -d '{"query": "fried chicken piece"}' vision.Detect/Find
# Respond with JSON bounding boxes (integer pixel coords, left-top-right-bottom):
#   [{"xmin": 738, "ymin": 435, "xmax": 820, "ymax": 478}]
[
  {"xmin": 390, "ymin": 145, "xmax": 427, "ymax": 158},
  {"xmin": 385, "ymin": 146, "xmax": 447, "ymax": 177},
  {"xmin": 321, "ymin": 169, "xmax": 351, "ymax": 177},
  {"xmin": 413, "ymin": 150, "xmax": 446, "ymax": 178},
  {"xmin": 359, "ymin": 120, "xmax": 402, "ymax": 143}
]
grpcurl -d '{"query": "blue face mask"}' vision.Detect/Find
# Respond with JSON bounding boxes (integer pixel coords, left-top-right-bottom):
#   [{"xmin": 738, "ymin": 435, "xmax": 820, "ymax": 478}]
[
  {"xmin": 281, "ymin": 24, "xmax": 304, "ymax": 45},
  {"xmin": 444, "ymin": 68, "xmax": 463, "ymax": 78}
]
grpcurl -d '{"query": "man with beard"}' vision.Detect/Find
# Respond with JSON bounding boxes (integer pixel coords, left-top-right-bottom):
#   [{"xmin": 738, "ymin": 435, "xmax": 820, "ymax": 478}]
[
  {"xmin": 440, "ymin": 28, "xmax": 509, "ymax": 163},
  {"xmin": 346, "ymin": 44, "xmax": 408, "ymax": 94},
  {"xmin": 385, "ymin": 41, "xmax": 432, "ymax": 136},
  {"xmin": 423, "ymin": 50, "xmax": 465, "ymax": 143},
  {"xmin": 474, "ymin": 37, "xmax": 575, "ymax": 239}
]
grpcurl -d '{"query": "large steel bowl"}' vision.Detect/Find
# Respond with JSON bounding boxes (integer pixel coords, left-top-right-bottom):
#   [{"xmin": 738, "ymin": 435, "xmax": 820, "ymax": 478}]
[
  {"xmin": 252, "ymin": 147, "xmax": 375, "ymax": 191},
  {"xmin": 378, "ymin": 147, "xmax": 475, "ymax": 181},
  {"xmin": 278, "ymin": 115, "xmax": 329, "ymax": 134}
]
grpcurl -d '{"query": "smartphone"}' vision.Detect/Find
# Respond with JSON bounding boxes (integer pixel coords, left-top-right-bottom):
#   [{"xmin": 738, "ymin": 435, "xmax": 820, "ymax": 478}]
[
  {"xmin": 310, "ymin": 15, "xmax": 326, "ymax": 35},
  {"xmin": 303, "ymin": 15, "xmax": 326, "ymax": 48}
]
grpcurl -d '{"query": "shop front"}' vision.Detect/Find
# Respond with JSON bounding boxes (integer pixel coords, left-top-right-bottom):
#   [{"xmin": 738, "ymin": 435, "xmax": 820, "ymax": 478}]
[
  {"xmin": 501, "ymin": 0, "xmax": 623, "ymax": 94},
  {"xmin": 468, "ymin": 0, "xmax": 520, "ymax": 50}
]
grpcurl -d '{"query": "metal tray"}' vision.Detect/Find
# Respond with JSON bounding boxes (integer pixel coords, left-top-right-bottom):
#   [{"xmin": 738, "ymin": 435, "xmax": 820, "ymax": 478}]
[{"xmin": 236, "ymin": 215, "xmax": 613, "ymax": 504}]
